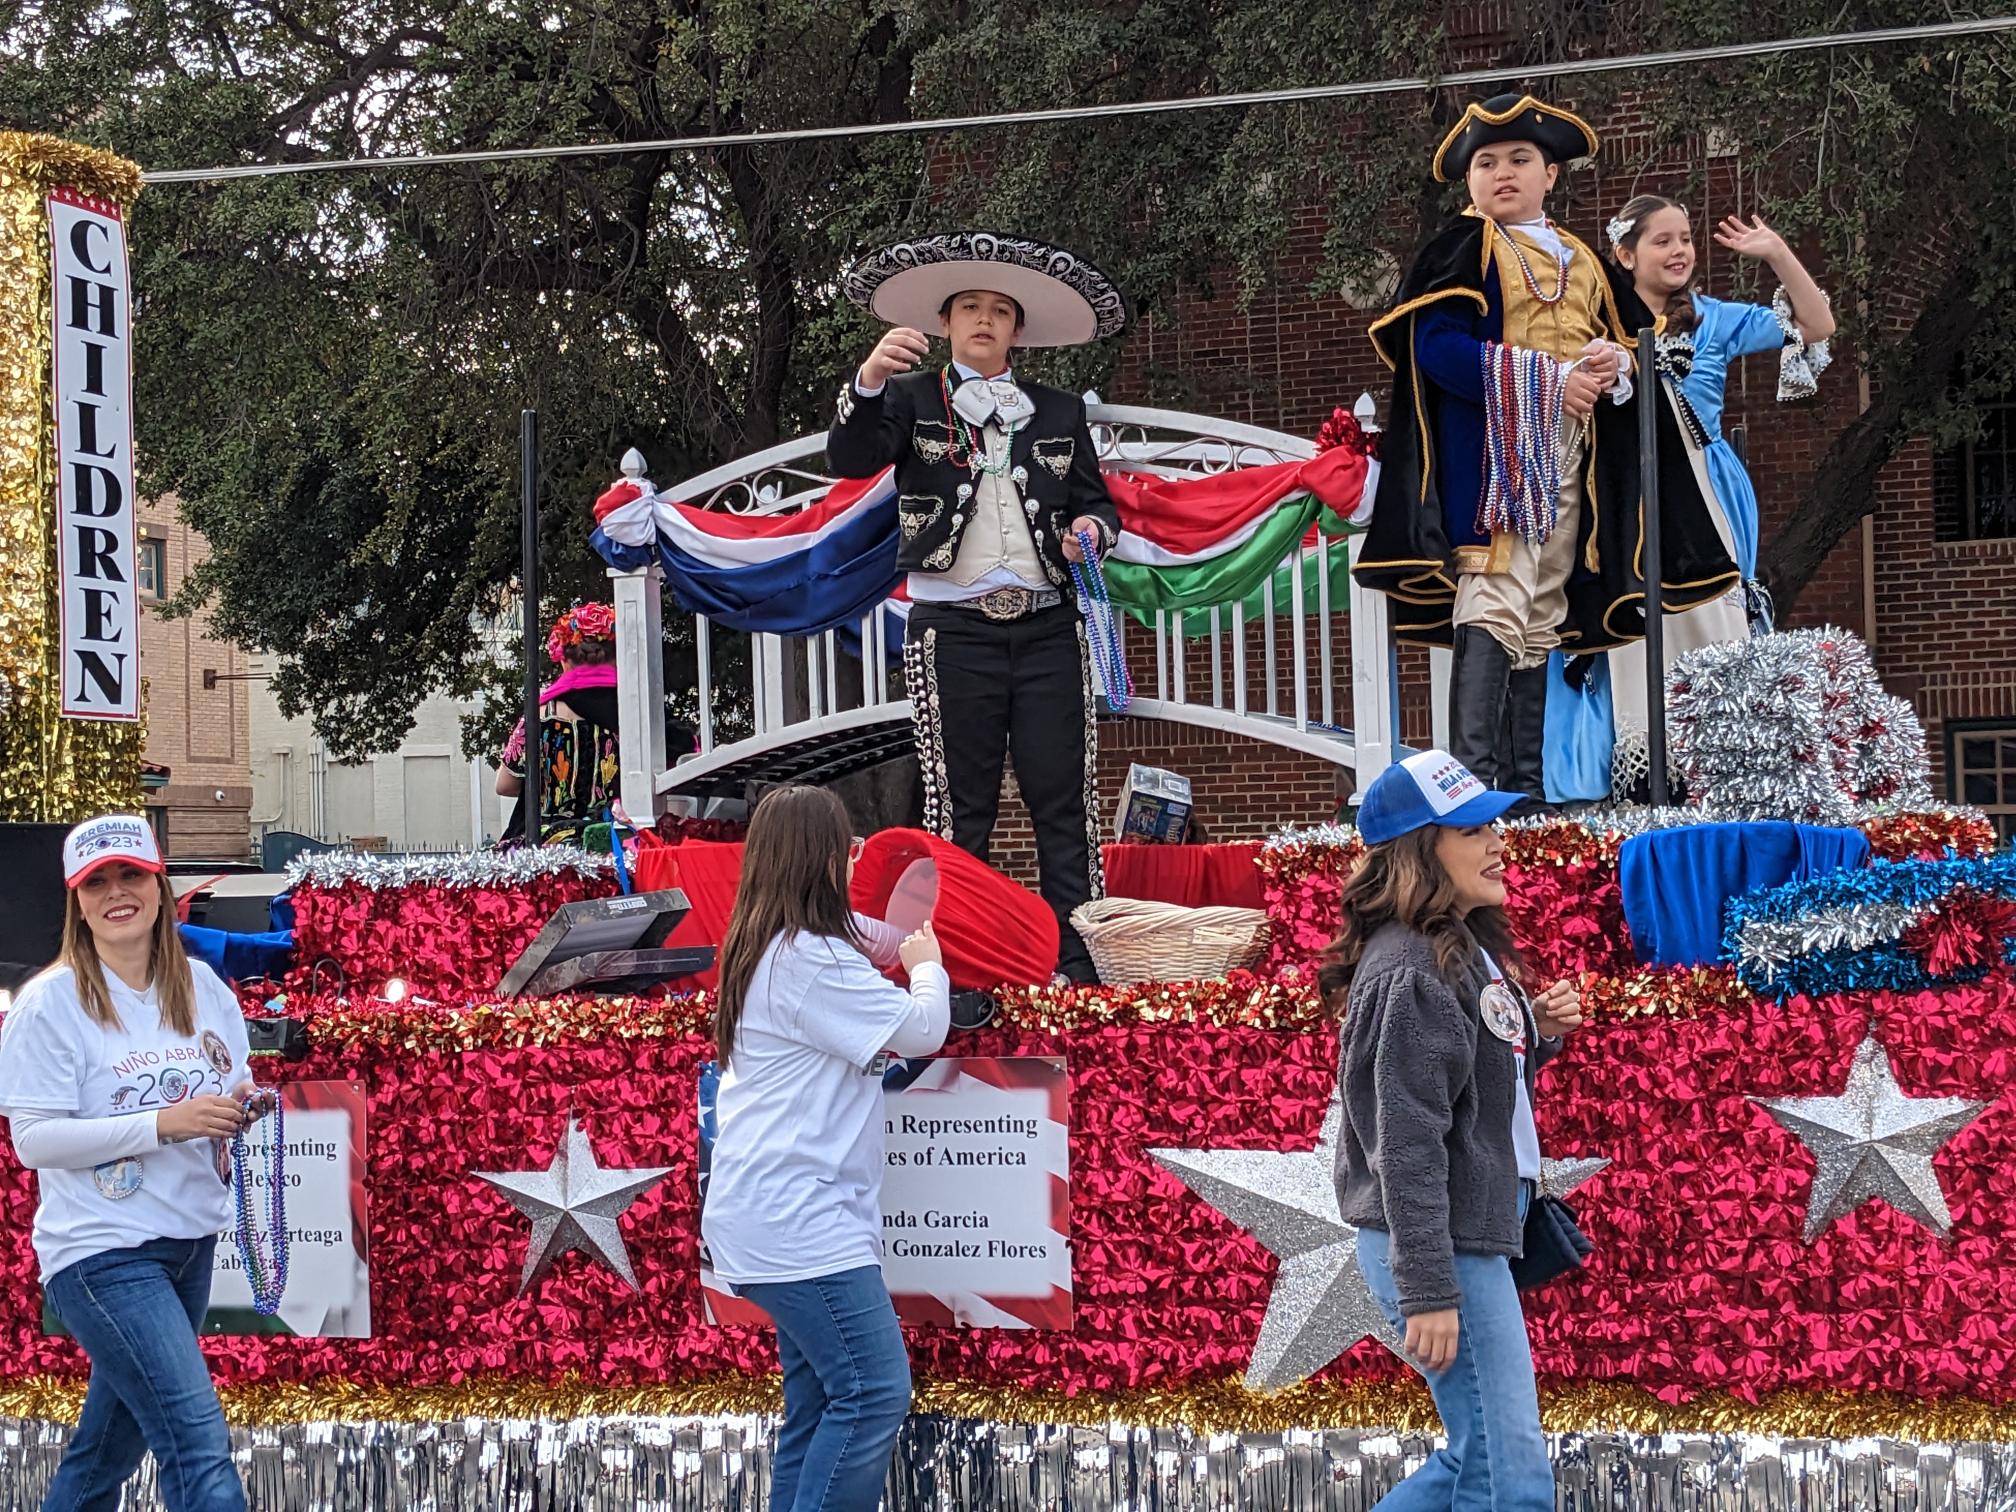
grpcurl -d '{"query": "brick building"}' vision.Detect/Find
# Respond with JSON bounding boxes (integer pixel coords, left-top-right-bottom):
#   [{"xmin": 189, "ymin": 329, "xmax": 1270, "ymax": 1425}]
[
  {"xmin": 136, "ymin": 495, "xmax": 254, "ymax": 859},
  {"xmin": 980, "ymin": 96, "xmax": 2016, "ymax": 877}
]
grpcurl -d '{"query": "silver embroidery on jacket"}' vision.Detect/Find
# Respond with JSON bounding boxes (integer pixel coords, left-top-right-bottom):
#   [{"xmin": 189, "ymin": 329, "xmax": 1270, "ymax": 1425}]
[
  {"xmin": 1033, "ymin": 438, "xmax": 1074, "ymax": 479},
  {"xmin": 912, "ymin": 420, "xmax": 953, "ymax": 466},
  {"xmin": 903, "ymin": 629, "xmax": 954, "ymax": 841},
  {"xmin": 898, "ymin": 494, "xmax": 944, "ymax": 542}
]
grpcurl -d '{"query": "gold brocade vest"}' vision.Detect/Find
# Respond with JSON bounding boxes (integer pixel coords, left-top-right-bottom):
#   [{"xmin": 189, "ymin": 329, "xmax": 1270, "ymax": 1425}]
[
  {"xmin": 1451, "ymin": 223, "xmax": 1612, "ymax": 579},
  {"xmin": 1487, "ymin": 223, "xmax": 1609, "ymax": 359}
]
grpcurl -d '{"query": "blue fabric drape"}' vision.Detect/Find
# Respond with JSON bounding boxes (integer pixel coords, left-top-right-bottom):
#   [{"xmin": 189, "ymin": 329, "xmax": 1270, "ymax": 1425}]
[
  {"xmin": 590, "ymin": 507, "xmax": 902, "ymax": 638},
  {"xmin": 1619, "ymin": 821, "xmax": 1873, "ymax": 968},
  {"xmin": 177, "ymin": 924, "xmax": 295, "ymax": 984}
]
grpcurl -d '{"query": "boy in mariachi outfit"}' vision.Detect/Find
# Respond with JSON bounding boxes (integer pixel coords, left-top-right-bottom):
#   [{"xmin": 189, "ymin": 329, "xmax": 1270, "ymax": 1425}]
[
  {"xmin": 1352, "ymin": 94, "xmax": 1738, "ymax": 806},
  {"xmin": 829, "ymin": 233, "xmax": 1128, "ymax": 982}
]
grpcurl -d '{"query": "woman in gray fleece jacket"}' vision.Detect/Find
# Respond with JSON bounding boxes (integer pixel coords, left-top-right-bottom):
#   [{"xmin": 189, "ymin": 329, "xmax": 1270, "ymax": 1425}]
[{"xmin": 1321, "ymin": 751, "xmax": 1584, "ymax": 1511}]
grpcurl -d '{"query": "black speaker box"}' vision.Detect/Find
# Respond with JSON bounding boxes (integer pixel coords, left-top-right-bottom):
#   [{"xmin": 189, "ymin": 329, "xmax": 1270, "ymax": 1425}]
[{"xmin": 0, "ymin": 824, "xmax": 69, "ymax": 991}]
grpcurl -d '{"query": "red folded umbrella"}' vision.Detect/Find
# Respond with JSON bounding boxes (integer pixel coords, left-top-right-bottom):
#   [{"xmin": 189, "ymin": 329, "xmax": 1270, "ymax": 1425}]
[{"xmin": 850, "ymin": 829, "xmax": 1058, "ymax": 992}]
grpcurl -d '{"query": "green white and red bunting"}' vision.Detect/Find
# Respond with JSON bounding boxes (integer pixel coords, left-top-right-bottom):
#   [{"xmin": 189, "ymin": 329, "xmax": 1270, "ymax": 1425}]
[{"xmin": 1101, "ymin": 444, "xmax": 1376, "ymax": 618}]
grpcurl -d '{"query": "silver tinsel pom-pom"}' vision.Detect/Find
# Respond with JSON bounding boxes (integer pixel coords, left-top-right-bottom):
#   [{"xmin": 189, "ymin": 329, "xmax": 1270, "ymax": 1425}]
[
  {"xmin": 1666, "ymin": 627, "xmax": 1931, "ymax": 823},
  {"xmin": 284, "ymin": 846, "xmax": 613, "ymax": 892},
  {"xmin": 1854, "ymin": 694, "xmax": 1935, "ymax": 808},
  {"xmin": 0, "ymin": 669, "xmax": 12, "ymax": 715}
]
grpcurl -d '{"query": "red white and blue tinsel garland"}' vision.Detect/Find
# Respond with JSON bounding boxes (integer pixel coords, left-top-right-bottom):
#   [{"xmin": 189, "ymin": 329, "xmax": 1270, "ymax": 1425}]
[{"xmin": 1726, "ymin": 853, "xmax": 2016, "ymax": 1001}]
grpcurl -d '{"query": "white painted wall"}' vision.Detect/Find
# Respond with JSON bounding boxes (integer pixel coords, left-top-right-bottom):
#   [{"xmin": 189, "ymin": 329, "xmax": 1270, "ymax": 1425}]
[{"xmin": 246, "ymin": 654, "xmax": 514, "ymax": 852}]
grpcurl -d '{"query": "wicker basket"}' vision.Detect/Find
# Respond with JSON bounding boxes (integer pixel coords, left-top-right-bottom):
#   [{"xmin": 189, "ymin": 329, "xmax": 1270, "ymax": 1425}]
[{"xmin": 1070, "ymin": 897, "xmax": 1273, "ymax": 986}]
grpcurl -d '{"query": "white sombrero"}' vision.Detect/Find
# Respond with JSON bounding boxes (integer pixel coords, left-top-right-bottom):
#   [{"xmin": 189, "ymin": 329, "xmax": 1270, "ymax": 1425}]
[{"xmin": 842, "ymin": 231, "xmax": 1129, "ymax": 348}]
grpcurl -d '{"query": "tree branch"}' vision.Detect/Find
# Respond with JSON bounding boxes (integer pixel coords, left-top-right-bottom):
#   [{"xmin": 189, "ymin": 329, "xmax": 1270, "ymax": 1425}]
[{"xmin": 1762, "ymin": 258, "xmax": 1986, "ymax": 614}]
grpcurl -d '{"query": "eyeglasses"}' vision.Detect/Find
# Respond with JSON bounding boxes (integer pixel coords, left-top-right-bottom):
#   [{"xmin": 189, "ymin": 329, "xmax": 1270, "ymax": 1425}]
[{"xmin": 848, "ymin": 837, "xmax": 867, "ymax": 863}]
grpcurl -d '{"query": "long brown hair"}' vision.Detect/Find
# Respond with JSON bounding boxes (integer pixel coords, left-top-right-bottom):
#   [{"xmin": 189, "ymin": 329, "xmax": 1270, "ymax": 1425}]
[
  {"xmin": 713, "ymin": 785, "xmax": 863, "ymax": 1066},
  {"xmin": 1610, "ymin": 193, "xmax": 1699, "ymax": 336},
  {"xmin": 61, "ymin": 872, "xmax": 198, "ymax": 1036},
  {"xmin": 1317, "ymin": 826, "xmax": 1522, "ymax": 1017}
]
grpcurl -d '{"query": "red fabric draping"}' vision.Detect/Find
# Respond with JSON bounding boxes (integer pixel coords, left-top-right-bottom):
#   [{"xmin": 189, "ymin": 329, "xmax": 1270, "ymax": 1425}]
[
  {"xmin": 637, "ymin": 840, "xmax": 744, "ymax": 991},
  {"xmin": 1103, "ymin": 447, "xmax": 1369, "ymax": 557},
  {"xmin": 1102, "ymin": 843, "xmax": 1266, "ymax": 911},
  {"xmin": 851, "ymin": 829, "xmax": 1058, "ymax": 990}
]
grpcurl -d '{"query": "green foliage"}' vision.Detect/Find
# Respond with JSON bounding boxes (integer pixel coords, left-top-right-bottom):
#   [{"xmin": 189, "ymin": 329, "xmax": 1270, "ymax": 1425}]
[{"xmin": 2, "ymin": 0, "xmax": 2009, "ymax": 748}]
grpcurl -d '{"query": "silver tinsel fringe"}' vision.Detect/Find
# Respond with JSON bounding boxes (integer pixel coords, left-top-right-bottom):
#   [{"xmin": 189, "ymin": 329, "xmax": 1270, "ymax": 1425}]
[
  {"xmin": 1264, "ymin": 822, "xmax": 1361, "ymax": 852},
  {"xmin": 7, "ymin": 1414, "xmax": 2016, "ymax": 1510},
  {"xmin": 284, "ymin": 845, "xmax": 612, "ymax": 892}
]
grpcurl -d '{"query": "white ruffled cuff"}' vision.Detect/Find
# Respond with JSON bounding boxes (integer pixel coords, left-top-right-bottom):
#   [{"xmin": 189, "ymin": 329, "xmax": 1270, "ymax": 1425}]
[{"xmin": 1773, "ymin": 286, "xmax": 1832, "ymax": 402}]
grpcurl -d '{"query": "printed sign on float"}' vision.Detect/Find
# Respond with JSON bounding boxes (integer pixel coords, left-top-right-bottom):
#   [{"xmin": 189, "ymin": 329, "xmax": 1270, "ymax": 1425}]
[
  {"xmin": 48, "ymin": 189, "xmax": 139, "ymax": 721},
  {"xmin": 205, "ymin": 1080, "xmax": 373, "ymax": 1338},
  {"xmin": 698, "ymin": 1056, "xmax": 1073, "ymax": 1330}
]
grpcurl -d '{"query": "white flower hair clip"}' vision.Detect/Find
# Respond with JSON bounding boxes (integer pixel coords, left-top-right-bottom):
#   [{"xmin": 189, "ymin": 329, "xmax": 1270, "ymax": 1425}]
[{"xmin": 1605, "ymin": 214, "xmax": 1636, "ymax": 248}]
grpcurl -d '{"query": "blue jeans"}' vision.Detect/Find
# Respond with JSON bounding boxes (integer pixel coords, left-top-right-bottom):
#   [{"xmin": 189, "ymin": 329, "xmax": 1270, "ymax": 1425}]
[
  {"xmin": 1356, "ymin": 1190, "xmax": 1552, "ymax": 1511},
  {"xmin": 737, "ymin": 1266, "xmax": 912, "ymax": 1512},
  {"xmin": 41, "ymin": 1236, "xmax": 246, "ymax": 1512}
]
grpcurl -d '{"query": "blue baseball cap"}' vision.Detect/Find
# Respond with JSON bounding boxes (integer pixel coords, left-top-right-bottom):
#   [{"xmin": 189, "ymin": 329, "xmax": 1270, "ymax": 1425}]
[{"xmin": 1356, "ymin": 751, "xmax": 1522, "ymax": 846}]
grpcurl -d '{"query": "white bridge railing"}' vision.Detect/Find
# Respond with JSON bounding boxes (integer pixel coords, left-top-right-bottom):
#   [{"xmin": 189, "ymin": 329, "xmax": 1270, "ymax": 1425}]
[{"xmin": 610, "ymin": 399, "xmax": 1435, "ymax": 821}]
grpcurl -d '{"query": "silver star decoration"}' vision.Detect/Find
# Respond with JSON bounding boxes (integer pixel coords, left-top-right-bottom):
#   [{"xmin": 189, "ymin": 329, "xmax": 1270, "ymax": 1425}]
[
  {"xmin": 1152, "ymin": 1103, "xmax": 1616, "ymax": 1391},
  {"xmin": 475, "ymin": 1116, "xmax": 674, "ymax": 1294},
  {"xmin": 1541, "ymin": 1155, "xmax": 1611, "ymax": 1201},
  {"xmin": 1751, "ymin": 1032, "xmax": 1990, "ymax": 1243}
]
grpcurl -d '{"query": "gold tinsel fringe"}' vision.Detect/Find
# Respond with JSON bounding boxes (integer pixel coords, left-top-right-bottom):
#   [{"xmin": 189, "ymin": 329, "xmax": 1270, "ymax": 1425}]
[
  {"xmin": 0, "ymin": 134, "xmax": 143, "ymax": 204},
  {"xmin": 0, "ymin": 132, "xmax": 144, "ymax": 820},
  {"xmin": 4, "ymin": 1372, "xmax": 2015, "ymax": 1443}
]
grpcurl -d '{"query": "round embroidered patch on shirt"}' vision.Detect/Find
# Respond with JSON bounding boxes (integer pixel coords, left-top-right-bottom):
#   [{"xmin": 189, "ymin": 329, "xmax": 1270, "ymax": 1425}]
[
  {"xmin": 1479, "ymin": 981, "xmax": 1525, "ymax": 1044},
  {"xmin": 93, "ymin": 1158, "xmax": 144, "ymax": 1201},
  {"xmin": 200, "ymin": 1030, "xmax": 233, "ymax": 1078}
]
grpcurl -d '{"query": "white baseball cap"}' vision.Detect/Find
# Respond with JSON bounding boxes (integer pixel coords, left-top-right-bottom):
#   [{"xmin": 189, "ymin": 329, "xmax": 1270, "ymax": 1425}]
[{"xmin": 62, "ymin": 814, "xmax": 165, "ymax": 888}]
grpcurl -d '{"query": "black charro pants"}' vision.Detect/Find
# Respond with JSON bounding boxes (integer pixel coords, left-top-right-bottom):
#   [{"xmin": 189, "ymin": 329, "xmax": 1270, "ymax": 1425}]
[{"xmin": 902, "ymin": 599, "xmax": 1104, "ymax": 982}]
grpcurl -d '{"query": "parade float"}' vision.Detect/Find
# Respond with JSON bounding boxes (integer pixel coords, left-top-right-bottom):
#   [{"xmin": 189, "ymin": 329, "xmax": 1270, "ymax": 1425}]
[{"xmin": 5, "ymin": 132, "xmax": 2016, "ymax": 1511}]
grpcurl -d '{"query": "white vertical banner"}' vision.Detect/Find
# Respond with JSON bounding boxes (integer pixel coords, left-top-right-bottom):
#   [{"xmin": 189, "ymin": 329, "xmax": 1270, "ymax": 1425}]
[{"xmin": 48, "ymin": 188, "xmax": 139, "ymax": 721}]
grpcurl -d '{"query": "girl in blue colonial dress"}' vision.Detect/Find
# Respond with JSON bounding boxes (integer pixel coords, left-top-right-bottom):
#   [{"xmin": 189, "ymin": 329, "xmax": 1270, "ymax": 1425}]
[{"xmin": 1546, "ymin": 195, "xmax": 1836, "ymax": 800}]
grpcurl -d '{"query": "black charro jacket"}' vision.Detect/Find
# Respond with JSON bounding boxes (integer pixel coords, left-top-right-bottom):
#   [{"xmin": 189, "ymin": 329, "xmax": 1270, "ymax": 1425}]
[{"xmin": 826, "ymin": 368, "xmax": 1121, "ymax": 588}]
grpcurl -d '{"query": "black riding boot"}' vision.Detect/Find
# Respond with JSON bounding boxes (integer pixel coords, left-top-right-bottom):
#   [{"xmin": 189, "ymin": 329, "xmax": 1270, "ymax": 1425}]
[
  {"xmin": 1501, "ymin": 663, "xmax": 1551, "ymax": 815},
  {"xmin": 1448, "ymin": 626, "xmax": 1513, "ymax": 789}
]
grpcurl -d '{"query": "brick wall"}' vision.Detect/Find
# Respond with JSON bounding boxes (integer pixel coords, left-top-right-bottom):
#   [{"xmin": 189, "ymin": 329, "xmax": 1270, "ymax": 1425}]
[{"xmin": 137, "ymin": 496, "xmax": 254, "ymax": 860}]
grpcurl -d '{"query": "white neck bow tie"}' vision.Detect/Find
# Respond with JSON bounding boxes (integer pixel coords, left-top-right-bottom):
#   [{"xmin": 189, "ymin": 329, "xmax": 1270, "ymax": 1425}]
[{"xmin": 952, "ymin": 376, "xmax": 1036, "ymax": 429}]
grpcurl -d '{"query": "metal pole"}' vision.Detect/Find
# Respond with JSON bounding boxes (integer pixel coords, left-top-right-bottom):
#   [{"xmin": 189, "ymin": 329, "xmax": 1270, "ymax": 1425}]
[
  {"xmin": 1637, "ymin": 327, "xmax": 1669, "ymax": 806},
  {"xmin": 519, "ymin": 410, "xmax": 543, "ymax": 838}
]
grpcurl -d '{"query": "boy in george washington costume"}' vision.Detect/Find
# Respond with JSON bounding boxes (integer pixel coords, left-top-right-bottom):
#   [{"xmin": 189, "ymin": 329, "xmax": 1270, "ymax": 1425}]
[
  {"xmin": 1353, "ymin": 95, "xmax": 1737, "ymax": 805},
  {"xmin": 829, "ymin": 233, "xmax": 1127, "ymax": 982}
]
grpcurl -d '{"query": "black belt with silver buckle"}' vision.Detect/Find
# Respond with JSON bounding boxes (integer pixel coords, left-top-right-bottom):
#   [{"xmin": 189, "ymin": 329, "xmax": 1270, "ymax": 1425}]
[{"xmin": 950, "ymin": 587, "xmax": 1062, "ymax": 622}]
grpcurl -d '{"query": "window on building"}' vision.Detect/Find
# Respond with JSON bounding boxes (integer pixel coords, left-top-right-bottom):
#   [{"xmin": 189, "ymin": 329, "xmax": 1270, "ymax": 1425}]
[
  {"xmin": 1934, "ymin": 389, "xmax": 2016, "ymax": 542},
  {"xmin": 1948, "ymin": 723, "xmax": 2016, "ymax": 845},
  {"xmin": 137, "ymin": 538, "xmax": 167, "ymax": 600}
]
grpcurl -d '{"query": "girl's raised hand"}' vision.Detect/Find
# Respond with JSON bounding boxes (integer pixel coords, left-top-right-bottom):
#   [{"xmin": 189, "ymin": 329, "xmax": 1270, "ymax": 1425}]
[{"xmin": 1713, "ymin": 214, "xmax": 1787, "ymax": 262}]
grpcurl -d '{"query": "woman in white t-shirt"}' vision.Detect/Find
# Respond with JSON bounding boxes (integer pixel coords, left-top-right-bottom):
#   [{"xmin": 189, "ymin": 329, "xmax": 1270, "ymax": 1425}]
[
  {"xmin": 0, "ymin": 814, "xmax": 269, "ymax": 1512},
  {"xmin": 701, "ymin": 785, "xmax": 950, "ymax": 1512}
]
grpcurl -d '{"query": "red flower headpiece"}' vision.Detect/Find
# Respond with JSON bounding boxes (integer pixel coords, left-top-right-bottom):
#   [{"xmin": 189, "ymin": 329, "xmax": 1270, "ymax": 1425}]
[{"xmin": 546, "ymin": 602, "xmax": 617, "ymax": 664}]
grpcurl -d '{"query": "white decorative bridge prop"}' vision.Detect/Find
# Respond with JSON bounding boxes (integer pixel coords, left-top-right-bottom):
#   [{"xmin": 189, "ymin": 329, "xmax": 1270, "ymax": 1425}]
[{"xmin": 603, "ymin": 398, "xmax": 1445, "ymax": 821}]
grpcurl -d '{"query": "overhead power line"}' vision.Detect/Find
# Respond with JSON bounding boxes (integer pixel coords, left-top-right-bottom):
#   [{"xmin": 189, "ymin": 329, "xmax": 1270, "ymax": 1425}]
[{"xmin": 141, "ymin": 16, "xmax": 2016, "ymax": 185}]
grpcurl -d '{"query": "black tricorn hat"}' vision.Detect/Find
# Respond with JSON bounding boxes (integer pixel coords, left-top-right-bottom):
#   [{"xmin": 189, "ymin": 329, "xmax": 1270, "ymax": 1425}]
[{"xmin": 1432, "ymin": 93, "xmax": 1600, "ymax": 183}]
